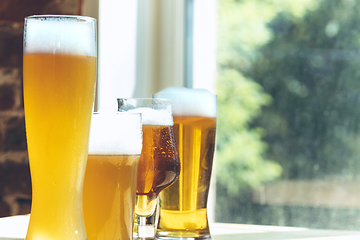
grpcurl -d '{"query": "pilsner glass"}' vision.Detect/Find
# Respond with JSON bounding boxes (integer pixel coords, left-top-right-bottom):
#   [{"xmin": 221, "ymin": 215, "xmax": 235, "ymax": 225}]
[
  {"xmin": 118, "ymin": 98, "xmax": 180, "ymax": 239},
  {"xmin": 83, "ymin": 112, "xmax": 143, "ymax": 240},
  {"xmin": 23, "ymin": 15, "xmax": 97, "ymax": 239},
  {"xmin": 154, "ymin": 87, "xmax": 217, "ymax": 240}
]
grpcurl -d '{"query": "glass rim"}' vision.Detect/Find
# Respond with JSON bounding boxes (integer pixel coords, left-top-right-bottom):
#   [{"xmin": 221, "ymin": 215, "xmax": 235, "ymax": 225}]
[
  {"xmin": 117, "ymin": 98, "xmax": 172, "ymax": 109},
  {"xmin": 25, "ymin": 14, "xmax": 96, "ymax": 23},
  {"xmin": 117, "ymin": 98, "xmax": 172, "ymax": 106},
  {"xmin": 117, "ymin": 97, "xmax": 171, "ymax": 101},
  {"xmin": 93, "ymin": 111, "xmax": 142, "ymax": 117}
]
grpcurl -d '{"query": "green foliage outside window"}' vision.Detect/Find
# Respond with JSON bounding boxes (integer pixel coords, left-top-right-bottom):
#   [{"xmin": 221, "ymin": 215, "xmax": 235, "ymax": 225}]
[{"xmin": 215, "ymin": 0, "xmax": 360, "ymax": 228}]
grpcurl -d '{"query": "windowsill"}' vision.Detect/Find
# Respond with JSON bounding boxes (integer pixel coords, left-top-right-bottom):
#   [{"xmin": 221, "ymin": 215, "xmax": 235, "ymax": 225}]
[{"xmin": 1, "ymin": 215, "xmax": 360, "ymax": 240}]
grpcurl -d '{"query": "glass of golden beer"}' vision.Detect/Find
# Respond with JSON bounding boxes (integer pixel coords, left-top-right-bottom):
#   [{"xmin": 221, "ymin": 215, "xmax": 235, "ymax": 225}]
[
  {"xmin": 118, "ymin": 98, "xmax": 181, "ymax": 239},
  {"xmin": 23, "ymin": 15, "xmax": 97, "ymax": 239},
  {"xmin": 82, "ymin": 112, "xmax": 142, "ymax": 240},
  {"xmin": 153, "ymin": 87, "xmax": 217, "ymax": 239}
]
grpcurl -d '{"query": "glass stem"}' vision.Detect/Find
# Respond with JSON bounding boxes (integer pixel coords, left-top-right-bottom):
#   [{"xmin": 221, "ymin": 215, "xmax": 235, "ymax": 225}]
[{"xmin": 137, "ymin": 215, "xmax": 155, "ymax": 239}]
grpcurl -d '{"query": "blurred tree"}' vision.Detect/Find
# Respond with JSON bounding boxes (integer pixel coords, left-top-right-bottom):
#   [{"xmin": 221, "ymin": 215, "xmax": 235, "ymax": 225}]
[
  {"xmin": 249, "ymin": 0, "xmax": 360, "ymax": 179},
  {"xmin": 216, "ymin": 68, "xmax": 280, "ymax": 195},
  {"xmin": 215, "ymin": 0, "xmax": 295, "ymax": 215},
  {"xmin": 215, "ymin": 0, "xmax": 360, "ymax": 224}
]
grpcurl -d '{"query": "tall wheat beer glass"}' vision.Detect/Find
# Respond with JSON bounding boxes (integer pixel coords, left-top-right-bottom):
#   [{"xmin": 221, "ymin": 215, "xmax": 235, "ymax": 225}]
[
  {"xmin": 118, "ymin": 98, "xmax": 180, "ymax": 239},
  {"xmin": 23, "ymin": 15, "xmax": 97, "ymax": 239},
  {"xmin": 83, "ymin": 112, "xmax": 142, "ymax": 240},
  {"xmin": 154, "ymin": 87, "xmax": 217, "ymax": 239}
]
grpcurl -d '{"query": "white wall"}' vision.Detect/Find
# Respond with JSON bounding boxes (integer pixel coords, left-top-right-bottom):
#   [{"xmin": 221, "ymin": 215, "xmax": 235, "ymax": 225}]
[{"xmin": 97, "ymin": 0, "xmax": 138, "ymax": 111}]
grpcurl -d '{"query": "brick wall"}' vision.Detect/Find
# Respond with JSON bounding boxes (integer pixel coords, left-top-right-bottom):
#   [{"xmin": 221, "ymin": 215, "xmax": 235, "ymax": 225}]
[{"xmin": 0, "ymin": 0, "xmax": 82, "ymax": 217}]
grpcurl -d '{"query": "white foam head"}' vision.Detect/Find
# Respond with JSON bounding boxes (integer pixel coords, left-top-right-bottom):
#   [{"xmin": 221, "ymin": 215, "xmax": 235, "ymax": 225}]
[
  {"xmin": 124, "ymin": 108, "xmax": 173, "ymax": 126},
  {"xmin": 153, "ymin": 87, "xmax": 217, "ymax": 117},
  {"xmin": 24, "ymin": 15, "xmax": 97, "ymax": 56},
  {"xmin": 118, "ymin": 99, "xmax": 173, "ymax": 126},
  {"xmin": 88, "ymin": 112, "xmax": 142, "ymax": 155}
]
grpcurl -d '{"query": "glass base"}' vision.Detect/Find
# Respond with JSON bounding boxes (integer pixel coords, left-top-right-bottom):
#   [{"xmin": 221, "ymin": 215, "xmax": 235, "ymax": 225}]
[
  {"xmin": 134, "ymin": 224, "xmax": 155, "ymax": 239},
  {"xmin": 134, "ymin": 215, "xmax": 157, "ymax": 239},
  {"xmin": 155, "ymin": 230, "xmax": 211, "ymax": 240}
]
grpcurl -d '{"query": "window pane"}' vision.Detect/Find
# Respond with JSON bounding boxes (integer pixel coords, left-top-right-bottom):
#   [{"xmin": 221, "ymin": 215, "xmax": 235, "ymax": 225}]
[{"xmin": 216, "ymin": 0, "xmax": 360, "ymax": 230}]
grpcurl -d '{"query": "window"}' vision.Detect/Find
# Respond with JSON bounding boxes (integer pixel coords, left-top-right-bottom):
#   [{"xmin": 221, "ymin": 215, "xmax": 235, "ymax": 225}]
[
  {"xmin": 95, "ymin": 0, "xmax": 216, "ymax": 109},
  {"xmin": 216, "ymin": 0, "xmax": 360, "ymax": 230},
  {"xmin": 92, "ymin": 0, "xmax": 360, "ymax": 231}
]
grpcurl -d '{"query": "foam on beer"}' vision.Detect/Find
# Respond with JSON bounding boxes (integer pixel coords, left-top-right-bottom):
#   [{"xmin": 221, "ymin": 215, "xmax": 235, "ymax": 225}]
[
  {"xmin": 88, "ymin": 112, "xmax": 142, "ymax": 155},
  {"xmin": 24, "ymin": 15, "xmax": 96, "ymax": 56},
  {"xmin": 153, "ymin": 87, "xmax": 217, "ymax": 118},
  {"xmin": 125, "ymin": 108, "xmax": 173, "ymax": 126}
]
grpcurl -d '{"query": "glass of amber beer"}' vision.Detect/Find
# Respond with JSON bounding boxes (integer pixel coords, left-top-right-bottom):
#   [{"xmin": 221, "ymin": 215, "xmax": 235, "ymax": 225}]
[
  {"xmin": 23, "ymin": 15, "xmax": 97, "ymax": 239},
  {"xmin": 118, "ymin": 98, "xmax": 180, "ymax": 239},
  {"xmin": 154, "ymin": 87, "xmax": 217, "ymax": 239},
  {"xmin": 83, "ymin": 112, "xmax": 142, "ymax": 240}
]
